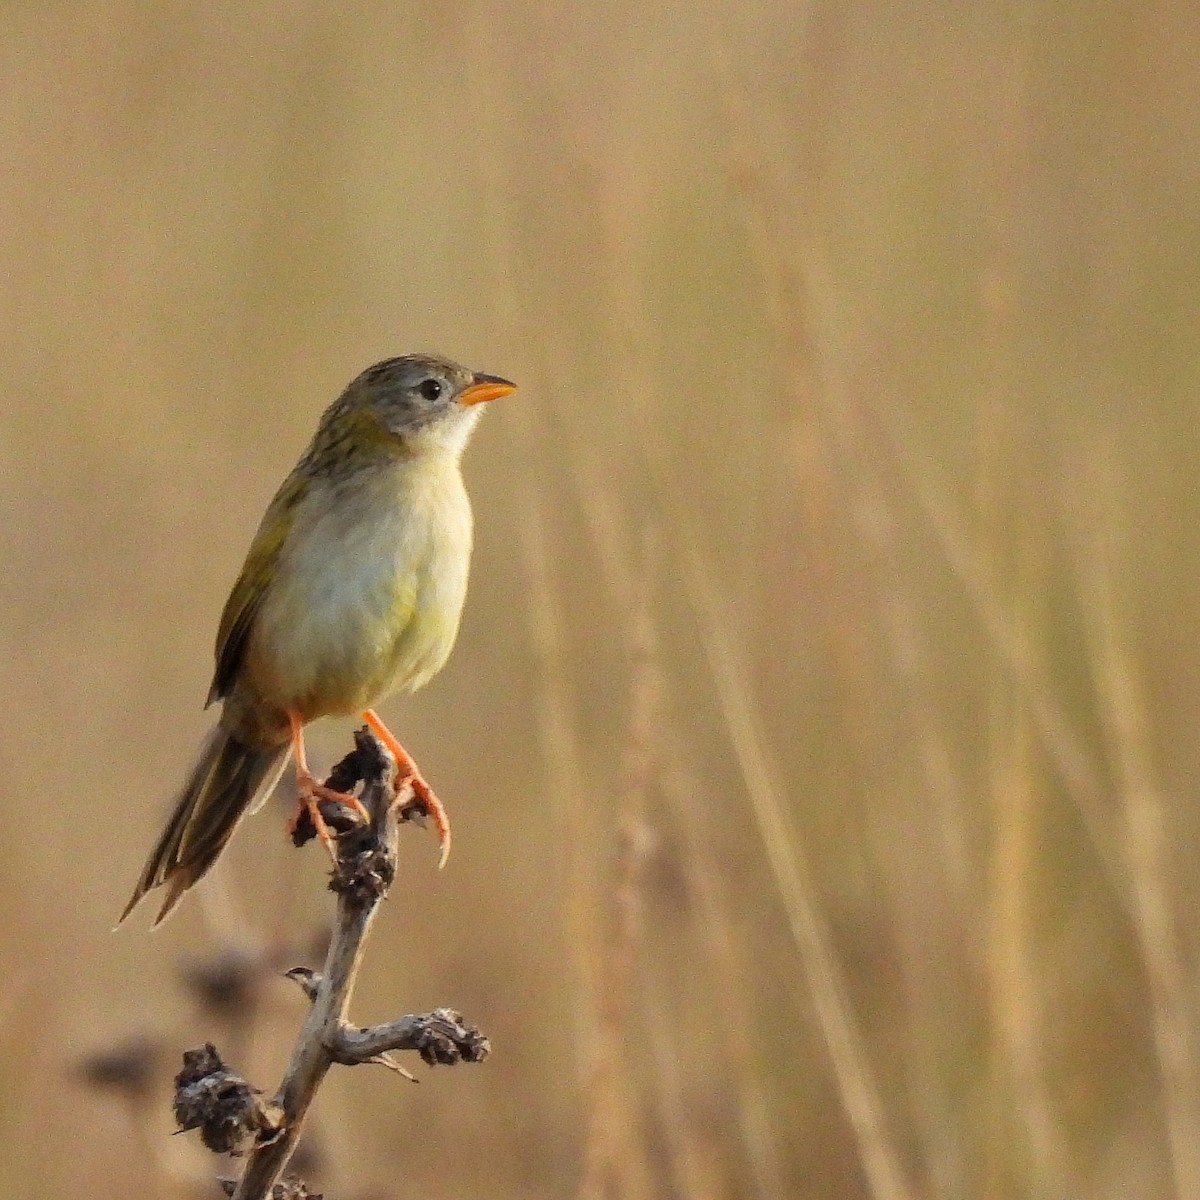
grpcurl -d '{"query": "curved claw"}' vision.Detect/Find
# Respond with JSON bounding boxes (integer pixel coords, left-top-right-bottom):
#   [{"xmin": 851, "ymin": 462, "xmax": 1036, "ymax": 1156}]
[
  {"xmin": 288, "ymin": 712, "xmax": 370, "ymax": 861},
  {"xmin": 403, "ymin": 774, "xmax": 451, "ymax": 870},
  {"xmin": 362, "ymin": 709, "xmax": 452, "ymax": 868}
]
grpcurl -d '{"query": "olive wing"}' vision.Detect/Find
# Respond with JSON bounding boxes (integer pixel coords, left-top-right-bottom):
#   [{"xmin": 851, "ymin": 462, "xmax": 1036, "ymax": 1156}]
[{"xmin": 206, "ymin": 473, "xmax": 305, "ymax": 706}]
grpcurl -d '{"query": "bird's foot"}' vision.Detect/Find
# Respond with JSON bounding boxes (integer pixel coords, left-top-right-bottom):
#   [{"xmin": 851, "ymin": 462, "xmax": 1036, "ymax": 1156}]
[
  {"xmin": 361, "ymin": 709, "xmax": 452, "ymax": 868},
  {"xmin": 290, "ymin": 770, "xmax": 371, "ymax": 862},
  {"xmin": 395, "ymin": 771, "xmax": 452, "ymax": 870}
]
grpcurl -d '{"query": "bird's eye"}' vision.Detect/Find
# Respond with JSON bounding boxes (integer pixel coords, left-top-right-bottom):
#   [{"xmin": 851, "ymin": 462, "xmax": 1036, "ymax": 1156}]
[{"xmin": 417, "ymin": 378, "xmax": 443, "ymax": 402}]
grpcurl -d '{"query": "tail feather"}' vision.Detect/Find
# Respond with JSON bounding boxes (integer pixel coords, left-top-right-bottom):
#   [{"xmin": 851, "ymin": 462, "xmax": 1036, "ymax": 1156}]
[{"xmin": 118, "ymin": 726, "xmax": 289, "ymax": 927}]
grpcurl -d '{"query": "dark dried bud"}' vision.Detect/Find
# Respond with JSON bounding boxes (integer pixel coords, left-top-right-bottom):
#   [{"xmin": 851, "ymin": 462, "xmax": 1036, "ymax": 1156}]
[
  {"xmin": 174, "ymin": 1044, "xmax": 274, "ymax": 1155},
  {"xmin": 415, "ymin": 1010, "xmax": 491, "ymax": 1067}
]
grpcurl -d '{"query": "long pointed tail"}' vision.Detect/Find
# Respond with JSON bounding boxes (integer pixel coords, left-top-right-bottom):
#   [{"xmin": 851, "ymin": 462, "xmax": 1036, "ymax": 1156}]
[{"xmin": 119, "ymin": 726, "xmax": 289, "ymax": 927}]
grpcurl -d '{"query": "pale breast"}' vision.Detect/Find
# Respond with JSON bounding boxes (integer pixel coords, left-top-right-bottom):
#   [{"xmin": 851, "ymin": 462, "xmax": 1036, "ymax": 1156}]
[{"xmin": 245, "ymin": 455, "xmax": 473, "ymax": 720}]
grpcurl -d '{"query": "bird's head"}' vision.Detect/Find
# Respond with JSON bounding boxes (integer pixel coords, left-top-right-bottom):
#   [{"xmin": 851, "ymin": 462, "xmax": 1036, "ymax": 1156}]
[{"xmin": 332, "ymin": 353, "xmax": 516, "ymax": 458}]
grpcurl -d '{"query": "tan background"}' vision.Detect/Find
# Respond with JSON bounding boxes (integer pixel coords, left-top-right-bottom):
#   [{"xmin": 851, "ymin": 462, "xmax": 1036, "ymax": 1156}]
[{"xmin": 2, "ymin": 3, "xmax": 1199, "ymax": 1198}]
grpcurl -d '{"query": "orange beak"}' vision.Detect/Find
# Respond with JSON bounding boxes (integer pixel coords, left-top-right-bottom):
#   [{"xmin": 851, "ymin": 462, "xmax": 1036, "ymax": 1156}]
[{"xmin": 460, "ymin": 373, "xmax": 517, "ymax": 406}]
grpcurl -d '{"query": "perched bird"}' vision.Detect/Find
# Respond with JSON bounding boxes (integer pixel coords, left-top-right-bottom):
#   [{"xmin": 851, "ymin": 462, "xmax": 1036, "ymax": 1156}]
[{"xmin": 120, "ymin": 353, "xmax": 516, "ymax": 926}]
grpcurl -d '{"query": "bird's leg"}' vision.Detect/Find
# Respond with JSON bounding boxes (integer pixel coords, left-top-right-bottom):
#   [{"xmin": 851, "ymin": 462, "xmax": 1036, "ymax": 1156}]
[
  {"xmin": 362, "ymin": 709, "xmax": 451, "ymax": 868},
  {"xmin": 288, "ymin": 712, "xmax": 370, "ymax": 861}
]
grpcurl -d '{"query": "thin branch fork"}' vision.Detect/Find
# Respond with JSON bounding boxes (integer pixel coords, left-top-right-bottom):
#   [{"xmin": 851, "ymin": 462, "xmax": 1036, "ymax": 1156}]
[{"xmin": 172, "ymin": 728, "xmax": 489, "ymax": 1200}]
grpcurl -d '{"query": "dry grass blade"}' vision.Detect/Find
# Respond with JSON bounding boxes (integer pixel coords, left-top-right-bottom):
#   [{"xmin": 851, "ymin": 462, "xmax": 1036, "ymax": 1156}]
[
  {"xmin": 869, "ymin": 407, "xmax": 1123, "ymax": 895},
  {"xmin": 576, "ymin": 830, "xmax": 656, "ymax": 1200},
  {"xmin": 1065, "ymin": 442, "xmax": 1200, "ymax": 1199},
  {"xmin": 987, "ymin": 712, "xmax": 1070, "ymax": 1197},
  {"xmin": 984, "ymin": 556, "xmax": 1077, "ymax": 1196},
  {"xmin": 577, "ymin": 533, "xmax": 658, "ymax": 1200},
  {"xmin": 638, "ymin": 426, "xmax": 916, "ymax": 1200},
  {"xmin": 464, "ymin": 1, "xmax": 604, "ymax": 1080},
  {"xmin": 643, "ymin": 975, "xmax": 726, "ymax": 1200},
  {"xmin": 510, "ymin": 410, "xmax": 605, "ymax": 1075},
  {"xmin": 568, "ymin": 450, "xmax": 787, "ymax": 1200},
  {"xmin": 702, "ymin": 0, "xmax": 1122, "ymax": 921},
  {"xmin": 561, "ymin": 18, "xmax": 913, "ymax": 1182}
]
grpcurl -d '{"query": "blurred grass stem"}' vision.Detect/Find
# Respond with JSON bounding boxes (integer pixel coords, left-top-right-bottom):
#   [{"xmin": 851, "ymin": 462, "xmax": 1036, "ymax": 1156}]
[{"xmin": 1070, "ymin": 443, "xmax": 1200, "ymax": 1200}]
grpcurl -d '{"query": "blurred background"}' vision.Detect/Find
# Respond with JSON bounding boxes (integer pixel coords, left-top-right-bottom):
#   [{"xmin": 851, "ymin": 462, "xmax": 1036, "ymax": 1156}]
[{"xmin": 2, "ymin": 3, "xmax": 1199, "ymax": 1198}]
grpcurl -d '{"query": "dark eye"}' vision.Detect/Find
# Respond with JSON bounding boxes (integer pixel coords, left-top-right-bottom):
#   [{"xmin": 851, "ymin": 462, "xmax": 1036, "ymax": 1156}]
[{"xmin": 417, "ymin": 378, "xmax": 443, "ymax": 402}]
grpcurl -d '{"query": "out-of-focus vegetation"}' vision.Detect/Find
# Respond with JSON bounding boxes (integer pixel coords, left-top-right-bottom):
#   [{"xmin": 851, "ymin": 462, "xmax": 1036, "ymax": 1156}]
[{"xmin": 2, "ymin": 3, "xmax": 1198, "ymax": 1198}]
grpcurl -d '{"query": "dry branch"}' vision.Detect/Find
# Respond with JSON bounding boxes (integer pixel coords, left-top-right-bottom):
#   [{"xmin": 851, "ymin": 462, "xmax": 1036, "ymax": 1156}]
[{"xmin": 169, "ymin": 727, "xmax": 490, "ymax": 1199}]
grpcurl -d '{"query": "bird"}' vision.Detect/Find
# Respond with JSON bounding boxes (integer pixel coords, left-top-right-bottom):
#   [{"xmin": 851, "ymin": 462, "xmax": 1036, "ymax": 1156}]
[{"xmin": 120, "ymin": 353, "xmax": 516, "ymax": 926}]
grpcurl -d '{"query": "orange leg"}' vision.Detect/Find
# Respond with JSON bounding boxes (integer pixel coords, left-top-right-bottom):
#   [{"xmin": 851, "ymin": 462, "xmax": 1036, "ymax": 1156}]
[
  {"xmin": 362, "ymin": 709, "xmax": 451, "ymax": 869},
  {"xmin": 289, "ymin": 712, "xmax": 370, "ymax": 861}
]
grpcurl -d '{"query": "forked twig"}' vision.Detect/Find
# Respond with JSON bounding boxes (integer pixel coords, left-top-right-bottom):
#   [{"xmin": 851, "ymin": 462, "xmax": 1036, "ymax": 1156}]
[{"xmin": 171, "ymin": 728, "xmax": 489, "ymax": 1199}]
